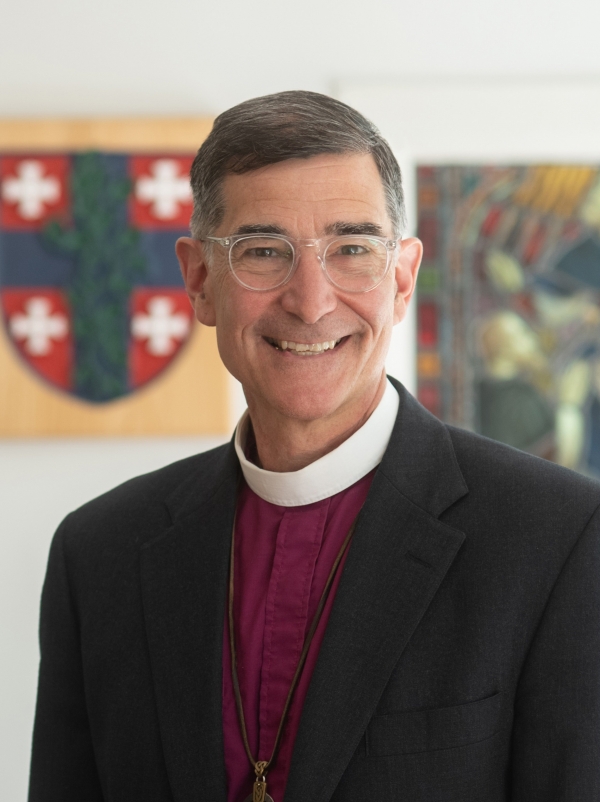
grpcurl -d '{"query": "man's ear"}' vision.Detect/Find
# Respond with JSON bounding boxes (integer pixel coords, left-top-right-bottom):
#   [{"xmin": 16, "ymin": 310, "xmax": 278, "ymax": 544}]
[
  {"xmin": 175, "ymin": 237, "xmax": 217, "ymax": 327},
  {"xmin": 393, "ymin": 237, "xmax": 422, "ymax": 325}
]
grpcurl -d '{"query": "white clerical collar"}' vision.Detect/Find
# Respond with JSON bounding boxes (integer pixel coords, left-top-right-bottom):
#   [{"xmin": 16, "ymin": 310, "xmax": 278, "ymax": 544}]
[{"xmin": 234, "ymin": 378, "xmax": 399, "ymax": 507}]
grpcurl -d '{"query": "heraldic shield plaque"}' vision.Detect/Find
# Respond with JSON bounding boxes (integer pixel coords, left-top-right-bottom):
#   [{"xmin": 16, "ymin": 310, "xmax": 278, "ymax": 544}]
[{"xmin": 0, "ymin": 119, "xmax": 228, "ymax": 436}]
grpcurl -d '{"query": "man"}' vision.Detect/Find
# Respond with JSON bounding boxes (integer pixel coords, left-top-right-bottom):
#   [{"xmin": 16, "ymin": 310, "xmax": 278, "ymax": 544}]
[{"xmin": 29, "ymin": 91, "xmax": 600, "ymax": 802}]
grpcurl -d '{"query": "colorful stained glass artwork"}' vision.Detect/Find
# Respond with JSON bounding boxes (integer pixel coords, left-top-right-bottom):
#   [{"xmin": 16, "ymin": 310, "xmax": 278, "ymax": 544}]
[
  {"xmin": 416, "ymin": 165, "xmax": 600, "ymax": 477},
  {"xmin": 417, "ymin": 301, "xmax": 439, "ymax": 348}
]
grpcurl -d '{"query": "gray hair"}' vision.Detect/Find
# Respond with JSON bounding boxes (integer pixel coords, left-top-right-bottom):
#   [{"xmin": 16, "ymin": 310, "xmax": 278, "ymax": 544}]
[{"xmin": 189, "ymin": 90, "xmax": 406, "ymax": 239}]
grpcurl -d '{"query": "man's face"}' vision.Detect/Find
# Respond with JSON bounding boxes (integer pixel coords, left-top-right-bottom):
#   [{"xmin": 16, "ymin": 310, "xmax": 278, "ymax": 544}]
[{"xmin": 178, "ymin": 153, "xmax": 421, "ymax": 424}]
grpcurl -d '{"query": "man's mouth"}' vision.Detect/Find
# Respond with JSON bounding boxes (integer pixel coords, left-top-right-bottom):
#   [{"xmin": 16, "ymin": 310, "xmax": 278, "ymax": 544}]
[{"xmin": 264, "ymin": 337, "xmax": 344, "ymax": 355}]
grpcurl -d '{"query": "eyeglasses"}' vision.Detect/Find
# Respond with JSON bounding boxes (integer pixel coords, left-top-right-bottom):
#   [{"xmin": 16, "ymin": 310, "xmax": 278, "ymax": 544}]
[{"xmin": 202, "ymin": 233, "xmax": 399, "ymax": 293}]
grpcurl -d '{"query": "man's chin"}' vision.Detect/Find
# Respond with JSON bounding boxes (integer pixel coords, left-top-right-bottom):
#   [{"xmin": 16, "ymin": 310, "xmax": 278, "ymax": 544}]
[{"xmin": 256, "ymin": 384, "xmax": 358, "ymax": 425}]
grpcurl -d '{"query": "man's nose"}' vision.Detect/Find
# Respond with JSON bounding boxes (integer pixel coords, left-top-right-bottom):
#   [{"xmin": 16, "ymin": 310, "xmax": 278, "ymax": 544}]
[{"xmin": 279, "ymin": 246, "xmax": 338, "ymax": 324}]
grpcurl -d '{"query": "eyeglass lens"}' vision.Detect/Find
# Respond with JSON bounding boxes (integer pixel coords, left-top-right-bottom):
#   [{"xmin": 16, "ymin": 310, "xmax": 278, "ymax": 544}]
[{"xmin": 229, "ymin": 236, "xmax": 389, "ymax": 292}]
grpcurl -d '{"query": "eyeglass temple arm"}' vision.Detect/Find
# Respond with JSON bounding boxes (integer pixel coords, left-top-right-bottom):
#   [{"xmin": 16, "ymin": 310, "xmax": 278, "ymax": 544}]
[{"xmin": 201, "ymin": 236, "xmax": 232, "ymax": 246}]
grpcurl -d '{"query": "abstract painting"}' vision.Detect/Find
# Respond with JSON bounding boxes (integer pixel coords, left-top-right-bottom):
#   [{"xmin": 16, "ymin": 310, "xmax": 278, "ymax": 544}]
[{"xmin": 417, "ymin": 165, "xmax": 600, "ymax": 476}]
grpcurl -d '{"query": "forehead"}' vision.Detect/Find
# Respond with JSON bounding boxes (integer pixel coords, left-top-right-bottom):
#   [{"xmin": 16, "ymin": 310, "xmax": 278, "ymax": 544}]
[{"xmin": 217, "ymin": 152, "xmax": 391, "ymax": 236}]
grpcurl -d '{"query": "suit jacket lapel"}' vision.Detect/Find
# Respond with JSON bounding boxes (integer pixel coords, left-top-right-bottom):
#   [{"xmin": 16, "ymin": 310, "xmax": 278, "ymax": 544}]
[
  {"xmin": 285, "ymin": 382, "xmax": 469, "ymax": 802},
  {"xmin": 140, "ymin": 444, "xmax": 239, "ymax": 802}
]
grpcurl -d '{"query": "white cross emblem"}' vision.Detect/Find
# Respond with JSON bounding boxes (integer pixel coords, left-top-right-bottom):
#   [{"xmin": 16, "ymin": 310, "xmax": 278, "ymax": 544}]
[
  {"xmin": 131, "ymin": 296, "xmax": 191, "ymax": 356},
  {"xmin": 134, "ymin": 159, "xmax": 192, "ymax": 220},
  {"xmin": 9, "ymin": 297, "xmax": 69, "ymax": 355},
  {"xmin": 1, "ymin": 160, "xmax": 61, "ymax": 220}
]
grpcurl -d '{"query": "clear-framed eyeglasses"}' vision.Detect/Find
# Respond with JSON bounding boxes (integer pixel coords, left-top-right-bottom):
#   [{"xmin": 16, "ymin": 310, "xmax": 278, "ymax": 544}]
[{"xmin": 202, "ymin": 233, "xmax": 399, "ymax": 293}]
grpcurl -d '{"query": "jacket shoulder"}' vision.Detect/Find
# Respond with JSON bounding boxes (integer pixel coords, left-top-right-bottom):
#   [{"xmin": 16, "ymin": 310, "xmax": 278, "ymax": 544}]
[
  {"xmin": 446, "ymin": 424, "xmax": 600, "ymax": 522},
  {"xmin": 59, "ymin": 442, "xmax": 234, "ymax": 551}
]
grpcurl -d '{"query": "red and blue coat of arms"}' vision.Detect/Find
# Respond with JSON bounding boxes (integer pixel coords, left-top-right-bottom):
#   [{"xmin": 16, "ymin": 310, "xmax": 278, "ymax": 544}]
[{"xmin": 0, "ymin": 152, "xmax": 196, "ymax": 402}]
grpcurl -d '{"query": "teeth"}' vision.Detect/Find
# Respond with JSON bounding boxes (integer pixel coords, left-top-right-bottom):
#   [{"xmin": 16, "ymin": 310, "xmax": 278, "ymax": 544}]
[{"xmin": 268, "ymin": 337, "xmax": 341, "ymax": 354}]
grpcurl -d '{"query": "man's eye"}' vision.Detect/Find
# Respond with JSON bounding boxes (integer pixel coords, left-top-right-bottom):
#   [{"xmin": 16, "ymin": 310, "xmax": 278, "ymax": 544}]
[
  {"xmin": 244, "ymin": 247, "xmax": 291, "ymax": 259},
  {"xmin": 249, "ymin": 248, "xmax": 278, "ymax": 258},
  {"xmin": 336, "ymin": 244, "xmax": 369, "ymax": 256}
]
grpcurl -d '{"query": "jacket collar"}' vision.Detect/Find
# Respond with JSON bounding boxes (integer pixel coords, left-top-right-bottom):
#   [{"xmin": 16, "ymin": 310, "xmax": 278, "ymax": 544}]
[
  {"xmin": 140, "ymin": 444, "xmax": 239, "ymax": 802},
  {"xmin": 162, "ymin": 377, "xmax": 467, "ymax": 524},
  {"xmin": 380, "ymin": 376, "xmax": 468, "ymax": 517}
]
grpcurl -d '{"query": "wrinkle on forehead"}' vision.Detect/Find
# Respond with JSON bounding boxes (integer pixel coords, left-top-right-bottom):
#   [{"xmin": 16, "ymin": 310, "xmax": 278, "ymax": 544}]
[{"xmin": 217, "ymin": 153, "xmax": 392, "ymax": 239}]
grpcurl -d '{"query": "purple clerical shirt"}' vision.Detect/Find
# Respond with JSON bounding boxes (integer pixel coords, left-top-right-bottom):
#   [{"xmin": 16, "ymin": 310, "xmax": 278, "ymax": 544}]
[{"xmin": 222, "ymin": 471, "xmax": 375, "ymax": 802}]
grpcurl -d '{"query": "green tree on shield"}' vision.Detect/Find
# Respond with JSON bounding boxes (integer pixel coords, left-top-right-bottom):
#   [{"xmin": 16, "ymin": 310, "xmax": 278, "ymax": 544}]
[{"xmin": 45, "ymin": 152, "xmax": 147, "ymax": 402}]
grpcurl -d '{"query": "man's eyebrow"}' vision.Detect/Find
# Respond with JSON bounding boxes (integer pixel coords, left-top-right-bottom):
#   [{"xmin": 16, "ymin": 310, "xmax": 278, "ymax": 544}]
[
  {"xmin": 232, "ymin": 224, "xmax": 288, "ymax": 236},
  {"xmin": 324, "ymin": 222, "xmax": 386, "ymax": 237},
  {"xmin": 231, "ymin": 222, "xmax": 387, "ymax": 238}
]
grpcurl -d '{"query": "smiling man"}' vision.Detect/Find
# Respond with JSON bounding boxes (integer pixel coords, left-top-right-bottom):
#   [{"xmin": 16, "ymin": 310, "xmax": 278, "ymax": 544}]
[
  {"xmin": 30, "ymin": 92, "xmax": 600, "ymax": 802},
  {"xmin": 178, "ymin": 149, "xmax": 419, "ymax": 472}
]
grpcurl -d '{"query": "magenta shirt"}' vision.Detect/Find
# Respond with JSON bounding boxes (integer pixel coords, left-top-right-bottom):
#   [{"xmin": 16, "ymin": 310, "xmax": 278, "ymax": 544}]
[{"xmin": 222, "ymin": 471, "xmax": 375, "ymax": 802}]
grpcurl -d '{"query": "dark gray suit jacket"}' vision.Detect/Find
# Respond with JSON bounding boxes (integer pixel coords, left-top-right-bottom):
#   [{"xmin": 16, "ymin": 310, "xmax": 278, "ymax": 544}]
[{"xmin": 29, "ymin": 379, "xmax": 600, "ymax": 802}]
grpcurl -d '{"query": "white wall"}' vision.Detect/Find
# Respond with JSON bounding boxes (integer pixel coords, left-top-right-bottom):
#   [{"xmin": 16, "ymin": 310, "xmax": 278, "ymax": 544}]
[
  {"xmin": 4, "ymin": 1, "xmax": 600, "ymax": 799},
  {"xmin": 2, "ymin": 0, "xmax": 600, "ymax": 117},
  {"xmin": 339, "ymin": 78, "xmax": 600, "ymax": 163}
]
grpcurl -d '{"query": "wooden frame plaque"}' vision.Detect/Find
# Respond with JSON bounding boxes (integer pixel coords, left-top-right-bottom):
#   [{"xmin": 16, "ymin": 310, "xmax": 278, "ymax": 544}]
[{"xmin": 0, "ymin": 118, "xmax": 230, "ymax": 436}]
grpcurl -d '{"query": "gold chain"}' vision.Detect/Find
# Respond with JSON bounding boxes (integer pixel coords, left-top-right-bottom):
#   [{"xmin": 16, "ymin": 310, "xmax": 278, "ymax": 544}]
[{"xmin": 228, "ymin": 505, "xmax": 359, "ymax": 794}]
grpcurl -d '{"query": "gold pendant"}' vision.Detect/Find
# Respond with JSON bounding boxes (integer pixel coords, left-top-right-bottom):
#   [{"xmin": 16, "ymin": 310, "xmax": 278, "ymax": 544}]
[
  {"xmin": 243, "ymin": 772, "xmax": 274, "ymax": 802},
  {"xmin": 242, "ymin": 797, "xmax": 274, "ymax": 802},
  {"xmin": 242, "ymin": 792, "xmax": 274, "ymax": 802}
]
